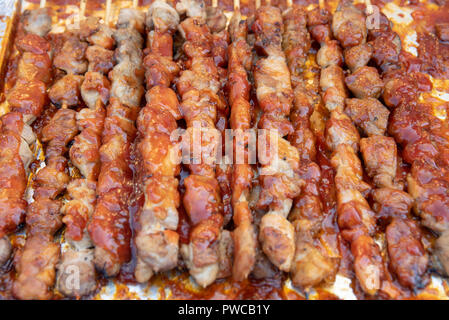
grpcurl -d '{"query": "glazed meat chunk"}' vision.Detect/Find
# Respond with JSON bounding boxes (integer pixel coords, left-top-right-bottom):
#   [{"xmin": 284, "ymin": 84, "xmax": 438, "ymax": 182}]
[
  {"xmin": 206, "ymin": 7, "xmax": 227, "ymax": 33},
  {"xmin": 435, "ymin": 230, "xmax": 449, "ymax": 276},
  {"xmin": 332, "ymin": 2, "xmax": 367, "ymax": 48},
  {"xmin": 386, "ymin": 218, "xmax": 429, "ymax": 289},
  {"xmin": 86, "ymin": 45, "xmax": 114, "ymax": 74},
  {"xmin": 369, "ymin": 33, "xmax": 401, "ymax": 72},
  {"xmin": 373, "ymin": 188, "xmax": 413, "ymax": 219},
  {"xmin": 345, "ymin": 98, "xmax": 389, "ymax": 136},
  {"xmin": 0, "ymin": 236, "xmax": 12, "ymax": 266},
  {"xmin": 53, "ymin": 36, "xmax": 88, "ymax": 75},
  {"xmin": 109, "ymin": 60, "xmax": 144, "ymax": 108},
  {"xmin": 113, "ymin": 27, "xmax": 144, "ymax": 49},
  {"xmin": 345, "ymin": 66, "xmax": 383, "ymax": 99},
  {"xmin": 17, "ymin": 52, "xmax": 52, "ymax": 84},
  {"xmin": 316, "ymin": 40, "xmax": 343, "ymax": 68},
  {"xmin": 344, "ymin": 43, "xmax": 373, "ymax": 72},
  {"xmin": 436, "ymin": 23, "xmax": 449, "ymax": 41},
  {"xmin": 79, "ymin": 17, "xmax": 115, "ymax": 49},
  {"xmin": 7, "ymin": 79, "xmax": 46, "ymax": 123},
  {"xmin": 81, "ymin": 71, "xmax": 111, "ymax": 109},
  {"xmin": 360, "ymin": 136, "xmax": 398, "ymax": 189},
  {"xmin": 325, "ymin": 111, "xmax": 360, "ymax": 153},
  {"xmin": 48, "ymin": 75, "xmax": 84, "ymax": 107}
]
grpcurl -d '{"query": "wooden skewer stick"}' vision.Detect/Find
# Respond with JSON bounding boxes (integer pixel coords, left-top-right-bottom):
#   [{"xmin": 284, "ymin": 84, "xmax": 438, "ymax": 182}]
[
  {"xmin": 255, "ymin": 0, "xmax": 260, "ymax": 9},
  {"xmin": 234, "ymin": 0, "xmax": 239, "ymax": 12},
  {"xmin": 105, "ymin": 0, "xmax": 112, "ymax": 25},
  {"xmin": 318, "ymin": 0, "xmax": 324, "ymax": 9},
  {"xmin": 212, "ymin": 0, "xmax": 218, "ymax": 8},
  {"xmin": 266, "ymin": 0, "xmax": 270, "ymax": 6},
  {"xmin": 79, "ymin": 0, "xmax": 87, "ymax": 20},
  {"xmin": 365, "ymin": 0, "xmax": 374, "ymax": 15},
  {"xmin": 133, "ymin": 0, "xmax": 138, "ymax": 9},
  {"xmin": 286, "ymin": 0, "xmax": 292, "ymax": 8},
  {"xmin": 40, "ymin": 0, "xmax": 46, "ymax": 8}
]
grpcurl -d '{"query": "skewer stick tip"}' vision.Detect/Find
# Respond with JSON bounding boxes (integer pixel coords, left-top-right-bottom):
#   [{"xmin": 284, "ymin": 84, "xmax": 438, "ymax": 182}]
[
  {"xmin": 79, "ymin": 0, "xmax": 86, "ymax": 20},
  {"xmin": 132, "ymin": 0, "xmax": 138, "ymax": 8},
  {"xmin": 286, "ymin": 0, "xmax": 292, "ymax": 8},
  {"xmin": 365, "ymin": 0, "xmax": 373, "ymax": 14},
  {"xmin": 105, "ymin": 0, "xmax": 112, "ymax": 25},
  {"xmin": 318, "ymin": 0, "xmax": 324, "ymax": 10},
  {"xmin": 212, "ymin": 0, "xmax": 218, "ymax": 8},
  {"xmin": 255, "ymin": 0, "xmax": 261, "ymax": 9},
  {"xmin": 233, "ymin": 0, "xmax": 240, "ymax": 12},
  {"xmin": 40, "ymin": 0, "xmax": 46, "ymax": 8}
]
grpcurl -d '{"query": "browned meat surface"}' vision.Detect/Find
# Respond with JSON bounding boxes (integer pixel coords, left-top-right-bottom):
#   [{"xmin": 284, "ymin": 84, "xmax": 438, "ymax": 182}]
[
  {"xmin": 53, "ymin": 36, "xmax": 88, "ymax": 75},
  {"xmin": 48, "ymin": 75, "xmax": 84, "ymax": 107},
  {"xmin": 86, "ymin": 45, "xmax": 114, "ymax": 74},
  {"xmin": 80, "ymin": 71, "xmax": 111, "ymax": 110},
  {"xmin": 56, "ymin": 248, "xmax": 96, "ymax": 297},
  {"xmin": 345, "ymin": 66, "xmax": 383, "ymax": 99},
  {"xmin": 0, "ymin": 113, "xmax": 29, "ymax": 242},
  {"xmin": 79, "ymin": 16, "xmax": 115, "ymax": 49},
  {"xmin": 206, "ymin": 7, "xmax": 226, "ymax": 33},
  {"xmin": 331, "ymin": 2, "xmax": 367, "ymax": 48},
  {"xmin": 0, "ymin": 236, "xmax": 12, "ymax": 266},
  {"xmin": 360, "ymin": 136, "xmax": 399, "ymax": 189},
  {"xmin": 146, "ymin": 0, "xmax": 180, "ymax": 33},
  {"xmin": 345, "ymin": 98, "xmax": 389, "ymax": 137},
  {"xmin": 17, "ymin": 51, "xmax": 52, "ymax": 84},
  {"xmin": 13, "ymin": 106, "xmax": 77, "ymax": 300},
  {"xmin": 13, "ymin": 234, "xmax": 60, "ymax": 300},
  {"xmin": 436, "ymin": 23, "xmax": 449, "ymax": 41},
  {"xmin": 316, "ymin": 40, "xmax": 343, "ymax": 68},
  {"xmin": 435, "ymin": 230, "xmax": 449, "ymax": 276},
  {"xmin": 373, "ymin": 188, "xmax": 413, "ymax": 220},
  {"xmin": 344, "ymin": 43, "xmax": 373, "ymax": 72},
  {"xmin": 7, "ymin": 79, "xmax": 47, "ymax": 123},
  {"xmin": 386, "ymin": 218, "xmax": 429, "ymax": 289}
]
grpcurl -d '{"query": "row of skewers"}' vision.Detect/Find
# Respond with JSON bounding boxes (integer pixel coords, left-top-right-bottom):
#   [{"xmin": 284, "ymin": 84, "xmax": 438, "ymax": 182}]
[{"xmin": 0, "ymin": 0, "xmax": 448, "ymax": 299}]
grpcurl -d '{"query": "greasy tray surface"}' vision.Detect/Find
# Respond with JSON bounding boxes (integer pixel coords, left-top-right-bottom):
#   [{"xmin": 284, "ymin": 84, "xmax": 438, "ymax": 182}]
[{"xmin": 0, "ymin": 0, "xmax": 449, "ymax": 300}]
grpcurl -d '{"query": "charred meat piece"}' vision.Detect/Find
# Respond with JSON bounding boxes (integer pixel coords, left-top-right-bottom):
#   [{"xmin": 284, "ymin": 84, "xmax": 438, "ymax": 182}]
[
  {"xmin": 344, "ymin": 43, "xmax": 373, "ymax": 72},
  {"xmin": 386, "ymin": 218, "xmax": 429, "ymax": 289},
  {"xmin": 345, "ymin": 66, "xmax": 383, "ymax": 99},
  {"xmin": 331, "ymin": 2, "xmax": 367, "ymax": 48},
  {"xmin": 86, "ymin": 45, "xmax": 114, "ymax": 74},
  {"xmin": 360, "ymin": 136, "xmax": 398, "ymax": 189},
  {"xmin": 17, "ymin": 51, "xmax": 52, "ymax": 84},
  {"xmin": 373, "ymin": 188, "xmax": 413, "ymax": 219},
  {"xmin": 345, "ymin": 98, "xmax": 389, "ymax": 137},
  {"xmin": 53, "ymin": 36, "xmax": 88, "ymax": 75},
  {"xmin": 48, "ymin": 75, "xmax": 84, "ymax": 107}
]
